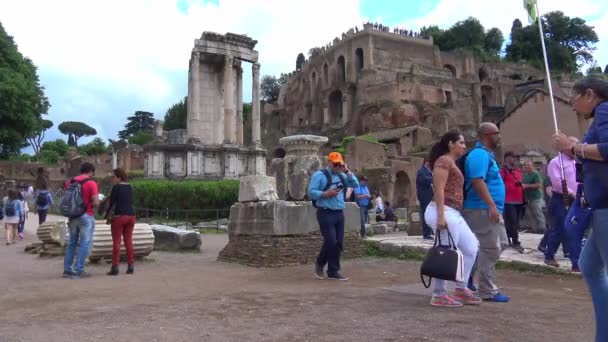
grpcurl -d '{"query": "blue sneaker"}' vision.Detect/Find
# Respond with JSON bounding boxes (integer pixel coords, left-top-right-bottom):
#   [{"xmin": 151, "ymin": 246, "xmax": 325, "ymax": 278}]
[{"xmin": 483, "ymin": 293, "xmax": 510, "ymax": 303}]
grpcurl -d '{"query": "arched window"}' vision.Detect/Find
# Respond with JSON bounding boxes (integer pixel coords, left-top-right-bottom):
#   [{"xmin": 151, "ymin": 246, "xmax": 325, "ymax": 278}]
[
  {"xmin": 323, "ymin": 63, "xmax": 329, "ymax": 86},
  {"xmin": 443, "ymin": 64, "xmax": 457, "ymax": 77},
  {"xmin": 337, "ymin": 56, "xmax": 346, "ymax": 83},
  {"xmin": 329, "ymin": 90, "xmax": 343, "ymax": 125},
  {"xmin": 479, "ymin": 67, "xmax": 489, "ymax": 82},
  {"xmin": 355, "ymin": 48, "xmax": 364, "ymax": 73}
]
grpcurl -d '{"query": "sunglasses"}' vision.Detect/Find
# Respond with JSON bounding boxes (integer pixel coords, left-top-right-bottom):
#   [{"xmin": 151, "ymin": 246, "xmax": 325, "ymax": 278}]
[{"xmin": 485, "ymin": 131, "xmax": 501, "ymax": 136}]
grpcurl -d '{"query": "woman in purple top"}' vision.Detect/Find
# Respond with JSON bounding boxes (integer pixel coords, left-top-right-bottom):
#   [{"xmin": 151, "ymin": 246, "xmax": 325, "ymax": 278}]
[{"xmin": 554, "ymin": 76, "xmax": 608, "ymax": 342}]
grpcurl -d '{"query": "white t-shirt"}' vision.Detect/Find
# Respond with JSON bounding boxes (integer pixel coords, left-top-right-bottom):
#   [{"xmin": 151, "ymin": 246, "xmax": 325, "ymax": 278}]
[{"xmin": 375, "ymin": 197, "xmax": 384, "ymax": 212}]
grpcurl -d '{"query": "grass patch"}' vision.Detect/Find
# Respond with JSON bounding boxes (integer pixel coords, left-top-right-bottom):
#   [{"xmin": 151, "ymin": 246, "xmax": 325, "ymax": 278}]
[
  {"xmin": 364, "ymin": 240, "xmax": 579, "ymax": 276},
  {"xmin": 363, "ymin": 240, "xmax": 391, "ymax": 257},
  {"xmin": 496, "ymin": 260, "xmax": 578, "ymax": 277},
  {"xmin": 197, "ymin": 228, "xmax": 227, "ymax": 234},
  {"xmin": 363, "ymin": 241, "xmax": 426, "ymax": 261}
]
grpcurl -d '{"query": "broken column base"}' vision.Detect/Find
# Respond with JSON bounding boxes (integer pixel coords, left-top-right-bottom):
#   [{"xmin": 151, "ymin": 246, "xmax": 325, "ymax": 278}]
[{"xmin": 218, "ymin": 201, "xmax": 363, "ymax": 267}]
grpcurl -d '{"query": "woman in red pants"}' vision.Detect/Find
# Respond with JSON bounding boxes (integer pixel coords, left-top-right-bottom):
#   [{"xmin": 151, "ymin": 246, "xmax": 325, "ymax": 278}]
[{"xmin": 106, "ymin": 168, "xmax": 135, "ymax": 275}]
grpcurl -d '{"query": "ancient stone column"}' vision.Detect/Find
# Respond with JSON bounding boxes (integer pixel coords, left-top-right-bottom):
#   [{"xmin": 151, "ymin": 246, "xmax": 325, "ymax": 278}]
[
  {"xmin": 236, "ymin": 62, "xmax": 244, "ymax": 145},
  {"xmin": 223, "ymin": 55, "xmax": 236, "ymax": 144},
  {"xmin": 187, "ymin": 52, "xmax": 201, "ymax": 140},
  {"xmin": 252, "ymin": 63, "xmax": 261, "ymax": 146},
  {"xmin": 112, "ymin": 151, "xmax": 118, "ymax": 169}
]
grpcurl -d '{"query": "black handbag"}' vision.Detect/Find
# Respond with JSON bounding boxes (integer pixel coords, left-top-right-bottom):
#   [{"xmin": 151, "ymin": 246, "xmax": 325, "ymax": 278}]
[{"xmin": 420, "ymin": 229, "xmax": 464, "ymax": 288}]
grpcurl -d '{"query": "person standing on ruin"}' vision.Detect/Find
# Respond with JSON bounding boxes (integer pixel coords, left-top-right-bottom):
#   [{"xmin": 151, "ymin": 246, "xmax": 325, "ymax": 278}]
[
  {"xmin": 354, "ymin": 176, "xmax": 371, "ymax": 237},
  {"xmin": 500, "ymin": 152, "xmax": 525, "ymax": 253},
  {"xmin": 416, "ymin": 159, "xmax": 434, "ymax": 240},
  {"xmin": 462, "ymin": 122, "xmax": 510, "ymax": 303},
  {"xmin": 308, "ymin": 152, "xmax": 359, "ymax": 281}
]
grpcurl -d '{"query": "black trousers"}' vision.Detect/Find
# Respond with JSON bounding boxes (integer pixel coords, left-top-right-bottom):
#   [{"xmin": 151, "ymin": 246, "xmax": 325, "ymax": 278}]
[
  {"xmin": 316, "ymin": 208, "xmax": 345, "ymax": 276},
  {"xmin": 504, "ymin": 204, "xmax": 522, "ymax": 245}
]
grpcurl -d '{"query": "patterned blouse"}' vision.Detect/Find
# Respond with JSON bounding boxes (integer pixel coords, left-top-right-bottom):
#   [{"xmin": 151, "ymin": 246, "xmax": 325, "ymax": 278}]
[{"xmin": 434, "ymin": 155, "xmax": 464, "ymax": 211}]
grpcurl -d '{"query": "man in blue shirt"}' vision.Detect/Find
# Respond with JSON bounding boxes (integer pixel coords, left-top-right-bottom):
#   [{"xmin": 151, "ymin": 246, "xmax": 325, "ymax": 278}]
[
  {"xmin": 308, "ymin": 152, "xmax": 359, "ymax": 281},
  {"xmin": 463, "ymin": 122, "xmax": 510, "ymax": 303},
  {"xmin": 354, "ymin": 176, "xmax": 371, "ymax": 237},
  {"xmin": 416, "ymin": 160, "xmax": 434, "ymax": 239}
]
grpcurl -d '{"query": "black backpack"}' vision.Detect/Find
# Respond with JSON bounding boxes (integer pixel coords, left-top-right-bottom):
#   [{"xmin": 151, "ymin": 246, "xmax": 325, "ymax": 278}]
[
  {"xmin": 3, "ymin": 200, "xmax": 17, "ymax": 217},
  {"xmin": 59, "ymin": 178, "xmax": 92, "ymax": 218},
  {"xmin": 36, "ymin": 191, "xmax": 49, "ymax": 207},
  {"xmin": 311, "ymin": 169, "xmax": 347, "ymax": 208},
  {"xmin": 456, "ymin": 147, "xmax": 494, "ymax": 200}
]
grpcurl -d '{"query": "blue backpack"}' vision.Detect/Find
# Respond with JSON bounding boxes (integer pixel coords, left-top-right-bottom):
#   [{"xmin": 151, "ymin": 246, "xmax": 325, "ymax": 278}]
[{"xmin": 3, "ymin": 200, "xmax": 17, "ymax": 217}]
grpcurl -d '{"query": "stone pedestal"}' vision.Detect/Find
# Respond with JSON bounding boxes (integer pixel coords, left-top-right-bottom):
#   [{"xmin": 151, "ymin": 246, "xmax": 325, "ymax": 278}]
[{"xmin": 218, "ymin": 201, "xmax": 363, "ymax": 267}]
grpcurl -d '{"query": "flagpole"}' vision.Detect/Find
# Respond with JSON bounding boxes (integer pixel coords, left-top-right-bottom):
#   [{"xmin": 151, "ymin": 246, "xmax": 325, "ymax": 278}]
[
  {"xmin": 535, "ymin": 1, "xmax": 559, "ymax": 134},
  {"xmin": 534, "ymin": 0, "xmax": 570, "ymax": 206}
]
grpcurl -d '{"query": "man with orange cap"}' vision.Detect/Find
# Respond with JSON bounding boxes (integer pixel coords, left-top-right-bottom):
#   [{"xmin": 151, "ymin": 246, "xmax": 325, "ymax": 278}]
[{"xmin": 308, "ymin": 151, "xmax": 359, "ymax": 280}]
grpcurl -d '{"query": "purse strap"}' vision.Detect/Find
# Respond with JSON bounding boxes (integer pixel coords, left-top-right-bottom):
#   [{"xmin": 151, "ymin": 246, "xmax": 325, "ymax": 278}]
[
  {"xmin": 421, "ymin": 274, "xmax": 431, "ymax": 288},
  {"xmin": 433, "ymin": 228, "xmax": 458, "ymax": 251}
]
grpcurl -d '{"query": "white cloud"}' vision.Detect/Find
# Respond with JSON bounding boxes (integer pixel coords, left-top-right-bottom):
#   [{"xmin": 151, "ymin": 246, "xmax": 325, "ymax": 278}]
[
  {"xmin": 406, "ymin": 0, "xmax": 607, "ymax": 68},
  {"xmin": 0, "ymin": 0, "xmax": 366, "ymax": 142},
  {"xmin": 0, "ymin": 0, "xmax": 605, "ymax": 146},
  {"xmin": 0, "ymin": 0, "xmax": 366, "ymax": 99}
]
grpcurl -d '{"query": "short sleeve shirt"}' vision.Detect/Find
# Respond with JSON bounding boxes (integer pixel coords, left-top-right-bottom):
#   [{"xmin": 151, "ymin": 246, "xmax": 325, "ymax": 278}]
[
  {"xmin": 353, "ymin": 185, "xmax": 370, "ymax": 207},
  {"xmin": 463, "ymin": 143, "xmax": 505, "ymax": 213},
  {"xmin": 64, "ymin": 175, "xmax": 99, "ymax": 216},
  {"xmin": 523, "ymin": 171, "xmax": 542, "ymax": 201}
]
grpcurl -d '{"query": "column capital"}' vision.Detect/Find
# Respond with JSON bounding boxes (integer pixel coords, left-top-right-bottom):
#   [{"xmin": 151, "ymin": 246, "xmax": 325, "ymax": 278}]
[
  {"xmin": 224, "ymin": 54, "xmax": 234, "ymax": 64},
  {"xmin": 252, "ymin": 62, "xmax": 260, "ymax": 74},
  {"xmin": 191, "ymin": 51, "xmax": 200, "ymax": 61}
]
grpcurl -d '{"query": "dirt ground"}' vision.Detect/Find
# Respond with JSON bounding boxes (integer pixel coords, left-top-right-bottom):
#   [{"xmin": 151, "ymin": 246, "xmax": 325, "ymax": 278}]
[{"xmin": 0, "ymin": 215, "xmax": 595, "ymax": 342}]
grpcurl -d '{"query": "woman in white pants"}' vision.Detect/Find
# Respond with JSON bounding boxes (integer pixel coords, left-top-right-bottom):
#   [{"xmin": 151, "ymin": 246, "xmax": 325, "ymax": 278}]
[{"xmin": 424, "ymin": 131, "xmax": 481, "ymax": 308}]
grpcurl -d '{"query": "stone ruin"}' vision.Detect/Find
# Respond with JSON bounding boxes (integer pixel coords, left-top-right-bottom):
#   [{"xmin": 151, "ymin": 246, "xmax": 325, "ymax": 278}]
[
  {"xmin": 218, "ymin": 135, "xmax": 363, "ymax": 267},
  {"xmin": 144, "ymin": 31, "xmax": 266, "ymax": 180},
  {"xmin": 25, "ymin": 220, "xmax": 156, "ymax": 261}
]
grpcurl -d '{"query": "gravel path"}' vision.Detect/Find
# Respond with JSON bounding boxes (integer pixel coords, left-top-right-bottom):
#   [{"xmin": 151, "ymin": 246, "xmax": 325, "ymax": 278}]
[{"xmin": 0, "ymin": 215, "xmax": 595, "ymax": 342}]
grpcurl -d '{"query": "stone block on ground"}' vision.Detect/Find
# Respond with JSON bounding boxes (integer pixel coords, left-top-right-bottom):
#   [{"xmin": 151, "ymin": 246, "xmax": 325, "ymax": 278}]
[
  {"xmin": 37, "ymin": 221, "xmax": 68, "ymax": 246},
  {"xmin": 39, "ymin": 245, "xmax": 65, "ymax": 258},
  {"xmin": 396, "ymin": 223, "xmax": 409, "ymax": 232},
  {"xmin": 364, "ymin": 224, "xmax": 373, "ymax": 236},
  {"xmin": 89, "ymin": 221, "xmax": 156, "ymax": 261},
  {"xmin": 24, "ymin": 242, "xmax": 44, "ymax": 254},
  {"xmin": 395, "ymin": 208, "xmax": 408, "ymax": 220},
  {"xmin": 238, "ymin": 175, "xmax": 279, "ymax": 202},
  {"xmin": 378, "ymin": 242, "xmax": 404, "ymax": 255},
  {"xmin": 384, "ymin": 222, "xmax": 396, "ymax": 233},
  {"xmin": 151, "ymin": 224, "xmax": 202, "ymax": 251},
  {"xmin": 373, "ymin": 224, "xmax": 388, "ymax": 235}
]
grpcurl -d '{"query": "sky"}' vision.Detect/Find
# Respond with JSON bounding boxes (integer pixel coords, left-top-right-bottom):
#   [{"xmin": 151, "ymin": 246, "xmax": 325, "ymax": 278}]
[{"xmin": 0, "ymin": 0, "xmax": 606, "ymax": 152}]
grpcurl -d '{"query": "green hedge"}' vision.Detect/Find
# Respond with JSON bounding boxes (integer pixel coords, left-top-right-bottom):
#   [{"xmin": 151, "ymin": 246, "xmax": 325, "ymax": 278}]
[{"xmin": 130, "ymin": 179, "xmax": 239, "ymax": 211}]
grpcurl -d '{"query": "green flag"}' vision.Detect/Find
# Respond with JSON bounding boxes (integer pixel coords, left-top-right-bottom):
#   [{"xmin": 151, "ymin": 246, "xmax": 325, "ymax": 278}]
[{"xmin": 523, "ymin": 0, "xmax": 538, "ymax": 23}]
